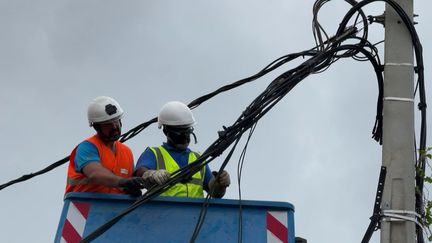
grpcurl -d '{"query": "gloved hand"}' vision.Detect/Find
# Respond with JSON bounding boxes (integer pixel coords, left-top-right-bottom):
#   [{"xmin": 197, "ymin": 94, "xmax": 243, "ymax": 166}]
[
  {"xmin": 118, "ymin": 177, "xmax": 145, "ymax": 197},
  {"xmin": 208, "ymin": 170, "xmax": 231, "ymax": 198},
  {"xmin": 213, "ymin": 170, "xmax": 231, "ymax": 187},
  {"xmin": 142, "ymin": 169, "xmax": 171, "ymax": 186}
]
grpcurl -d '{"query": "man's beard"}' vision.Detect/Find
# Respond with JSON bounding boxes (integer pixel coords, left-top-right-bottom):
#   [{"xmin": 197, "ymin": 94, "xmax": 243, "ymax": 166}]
[{"xmin": 100, "ymin": 127, "xmax": 121, "ymax": 142}]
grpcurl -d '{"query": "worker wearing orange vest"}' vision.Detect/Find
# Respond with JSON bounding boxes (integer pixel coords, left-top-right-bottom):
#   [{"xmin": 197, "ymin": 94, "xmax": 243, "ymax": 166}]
[
  {"xmin": 65, "ymin": 96, "xmax": 145, "ymax": 196},
  {"xmin": 135, "ymin": 101, "xmax": 230, "ymax": 198}
]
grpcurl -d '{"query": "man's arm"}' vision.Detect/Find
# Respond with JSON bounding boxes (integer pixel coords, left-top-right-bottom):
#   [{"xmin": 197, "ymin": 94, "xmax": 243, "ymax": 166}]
[
  {"xmin": 83, "ymin": 162, "xmax": 145, "ymax": 196},
  {"xmin": 82, "ymin": 162, "xmax": 122, "ymax": 187}
]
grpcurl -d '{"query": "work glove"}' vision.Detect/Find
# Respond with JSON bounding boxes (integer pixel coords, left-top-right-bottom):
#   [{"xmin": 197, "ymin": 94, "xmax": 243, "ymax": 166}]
[
  {"xmin": 213, "ymin": 170, "xmax": 231, "ymax": 187},
  {"xmin": 118, "ymin": 177, "xmax": 146, "ymax": 197},
  {"xmin": 142, "ymin": 169, "xmax": 171, "ymax": 186},
  {"xmin": 208, "ymin": 170, "xmax": 231, "ymax": 198}
]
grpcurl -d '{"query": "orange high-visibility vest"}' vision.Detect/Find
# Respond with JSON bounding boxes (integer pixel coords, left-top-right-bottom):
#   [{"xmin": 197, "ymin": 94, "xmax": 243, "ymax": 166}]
[{"xmin": 65, "ymin": 135, "xmax": 133, "ymax": 194}]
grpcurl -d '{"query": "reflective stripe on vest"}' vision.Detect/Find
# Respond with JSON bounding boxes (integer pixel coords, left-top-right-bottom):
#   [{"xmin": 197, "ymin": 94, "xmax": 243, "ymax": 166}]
[
  {"xmin": 67, "ymin": 177, "xmax": 90, "ymax": 186},
  {"xmin": 150, "ymin": 146, "xmax": 205, "ymax": 198}
]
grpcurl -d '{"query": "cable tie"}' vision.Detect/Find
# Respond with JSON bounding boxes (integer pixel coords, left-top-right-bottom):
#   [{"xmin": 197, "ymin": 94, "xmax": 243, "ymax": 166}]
[
  {"xmin": 385, "ymin": 62, "xmax": 414, "ymax": 67},
  {"xmin": 217, "ymin": 126, "xmax": 228, "ymax": 139},
  {"xmin": 381, "ymin": 209, "xmax": 432, "ymax": 237},
  {"xmin": 418, "ymin": 102, "xmax": 427, "ymax": 110},
  {"xmin": 383, "ymin": 97, "xmax": 414, "ymax": 103},
  {"xmin": 381, "ymin": 212, "xmax": 418, "ymax": 223},
  {"xmin": 382, "ymin": 209, "xmax": 421, "ymax": 218}
]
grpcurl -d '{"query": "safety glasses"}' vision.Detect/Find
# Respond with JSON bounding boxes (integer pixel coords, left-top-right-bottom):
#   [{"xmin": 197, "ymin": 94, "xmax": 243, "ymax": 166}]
[{"xmin": 167, "ymin": 126, "xmax": 194, "ymax": 136}]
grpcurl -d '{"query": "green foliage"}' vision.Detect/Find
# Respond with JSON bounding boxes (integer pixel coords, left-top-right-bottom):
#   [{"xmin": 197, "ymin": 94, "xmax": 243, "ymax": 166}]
[
  {"xmin": 419, "ymin": 147, "xmax": 432, "ymax": 157},
  {"xmin": 418, "ymin": 147, "xmax": 432, "ymax": 241},
  {"xmin": 426, "ymin": 200, "xmax": 432, "ymax": 226}
]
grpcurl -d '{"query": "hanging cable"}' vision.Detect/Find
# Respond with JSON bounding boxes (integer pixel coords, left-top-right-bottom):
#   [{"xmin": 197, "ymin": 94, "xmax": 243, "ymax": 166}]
[
  {"xmin": 0, "ymin": 156, "xmax": 69, "ymax": 191},
  {"xmin": 0, "ymin": 22, "xmax": 366, "ymax": 192},
  {"xmin": 81, "ymin": 39, "xmax": 386, "ymax": 242},
  {"xmin": 188, "ymin": 138, "xmax": 241, "ymax": 243},
  {"xmin": 189, "ymin": 122, "xmax": 257, "ymax": 243},
  {"xmin": 0, "ymin": 50, "xmax": 312, "ymax": 192},
  {"xmin": 1, "ymin": 1, "xmax": 426, "ymax": 242},
  {"xmin": 236, "ymin": 123, "xmax": 257, "ymax": 243},
  {"xmin": 78, "ymin": 6, "xmax": 388, "ymax": 239},
  {"xmin": 82, "ymin": 0, "xmax": 425, "ymax": 242},
  {"xmin": 339, "ymin": 1, "xmax": 426, "ymax": 242}
]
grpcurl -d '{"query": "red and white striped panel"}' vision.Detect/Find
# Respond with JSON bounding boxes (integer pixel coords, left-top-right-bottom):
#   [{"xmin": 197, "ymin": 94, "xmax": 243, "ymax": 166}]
[
  {"xmin": 61, "ymin": 201, "xmax": 90, "ymax": 243},
  {"xmin": 266, "ymin": 211, "xmax": 288, "ymax": 243}
]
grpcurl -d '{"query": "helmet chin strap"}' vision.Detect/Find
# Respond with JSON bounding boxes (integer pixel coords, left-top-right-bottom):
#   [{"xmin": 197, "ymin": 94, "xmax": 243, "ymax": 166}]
[{"xmin": 191, "ymin": 132, "xmax": 197, "ymax": 144}]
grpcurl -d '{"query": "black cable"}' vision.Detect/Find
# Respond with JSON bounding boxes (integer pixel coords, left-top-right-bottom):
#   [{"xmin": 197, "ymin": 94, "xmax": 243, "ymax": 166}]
[
  {"xmin": 82, "ymin": 135, "xmax": 236, "ymax": 242},
  {"xmin": 85, "ymin": 1, "xmax": 425, "ymax": 241},
  {"xmin": 187, "ymin": 43, "xmax": 384, "ymax": 242},
  {"xmin": 362, "ymin": 166, "xmax": 387, "ymax": 243},
  {"xmin": 338, "ymin": 0, "xmax": 426, "ymax": 242},
  {"xmin": 0, "ymin": 7, "xmax": 363, "ymax": 193},
  {"xmin": 237, "ymin": 122, "xmax": 257, "ymax": 243},
  {"xmin": 188, "ymin": 194, "xmax": 211, "ymax": 243},
  {"xmin": 80, "ymin": 156, "xmax": 214, "ymax": 242},
  {"xmin": 3, "ymin": 1, "xmax": 423, "ymax": 242},
  {"xmin": 0, "ymin": 156, "xmax": 69, "ymax": 191},
  {"xmin": 191, "ymin": 123, "xmax": 257, "ymax": 243},
  {"xmin": 0, "ymin": 51, "xmax": 309, "ymax": 192},
  {"xmin": 80, "ymin": 37, "xmax": 386, "ymax": 242},
  {"xmin": 313, "ymin": 0, "xmax": 369, "ymax": 58},
  {"xmin": 189, "ymin": 138, "xmax": 241, "ymax": 243}
]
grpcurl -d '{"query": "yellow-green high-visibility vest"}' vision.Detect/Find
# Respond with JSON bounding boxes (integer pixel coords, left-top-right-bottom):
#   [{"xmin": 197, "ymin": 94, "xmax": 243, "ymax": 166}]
[{"xmin": 149, "ymin": 146, "xmax": 205, "ymax": 198}]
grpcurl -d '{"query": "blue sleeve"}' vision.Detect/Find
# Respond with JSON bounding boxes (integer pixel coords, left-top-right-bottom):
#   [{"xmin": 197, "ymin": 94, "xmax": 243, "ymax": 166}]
[
  {"xmin": 203, "ymin": 164, "xmax": 213, "ymax": 187},
  {"xmin": 74, "ymin": 141, "xmax": 100, "ymax": 172},
  {"xmin": 135, "ymin": 147, "xmax": 157, "ymax": 171}
]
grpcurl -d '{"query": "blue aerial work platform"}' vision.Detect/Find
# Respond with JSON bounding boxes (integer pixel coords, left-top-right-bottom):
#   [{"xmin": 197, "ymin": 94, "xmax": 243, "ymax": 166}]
[{"xmin": 55, "ymin": 192, "xmax": 295, "ymax": 243}]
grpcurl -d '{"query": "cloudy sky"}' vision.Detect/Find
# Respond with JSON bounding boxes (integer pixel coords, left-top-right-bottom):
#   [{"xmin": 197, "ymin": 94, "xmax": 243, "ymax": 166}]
[{"xmin": 1, "ymin": 1, "xmax": 431, "ymax": 242}]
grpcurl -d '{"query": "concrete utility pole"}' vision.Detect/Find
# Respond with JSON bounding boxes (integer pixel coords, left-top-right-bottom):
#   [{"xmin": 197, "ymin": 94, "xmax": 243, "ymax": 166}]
[{"xmin": 381, "ymin": 0, "xmax": 416, "ymax": 243}]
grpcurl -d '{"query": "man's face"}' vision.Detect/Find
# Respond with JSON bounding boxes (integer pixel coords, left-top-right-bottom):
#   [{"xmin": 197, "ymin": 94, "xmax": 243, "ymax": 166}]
[
  {"xmin": 98, "ymin": 119, "xmax": 122, "ymax": 142},
  {"xmin": 166, "ymin": 126, "xmax": 193, "ymax": 150}
]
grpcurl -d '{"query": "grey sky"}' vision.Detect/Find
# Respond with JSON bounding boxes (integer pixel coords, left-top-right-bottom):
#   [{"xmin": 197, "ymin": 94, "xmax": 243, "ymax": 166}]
[{"xmin": 1, "ymin": 1, "xmax": 431, "ymax": 242}]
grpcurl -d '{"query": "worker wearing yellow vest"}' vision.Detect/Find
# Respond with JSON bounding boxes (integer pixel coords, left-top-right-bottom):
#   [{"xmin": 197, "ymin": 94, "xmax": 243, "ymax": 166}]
[
  {"xmin": 65, "ymin": 96, "xmax": 146, "ymax": 196},
  {"xmin": 135, "ymin": 101, "xmax": 231, "ymax": 198}
]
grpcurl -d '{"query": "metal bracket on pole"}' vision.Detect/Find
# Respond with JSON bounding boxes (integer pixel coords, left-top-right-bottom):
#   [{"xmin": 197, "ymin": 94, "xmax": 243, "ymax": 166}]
[
  {"xmin": 368, "ymin": 12, "xmax": 386, "ymax": 27},
  {"xmin": 367, "ymin": 12, "xmax": 418, "ymax": 26},
  {"xmin": 361, "ymin": 166, "xmax": 387, "ymax": 243}
]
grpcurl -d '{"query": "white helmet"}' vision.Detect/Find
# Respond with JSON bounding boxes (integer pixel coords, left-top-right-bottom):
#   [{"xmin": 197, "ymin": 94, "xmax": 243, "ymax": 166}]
[
  {"xmin": 87, "ymin": 96, "xmax": 124, "ymax": 126},
  {"xmin": 158, "ymin": 101, "xmax": 196, "ymax": 128}
]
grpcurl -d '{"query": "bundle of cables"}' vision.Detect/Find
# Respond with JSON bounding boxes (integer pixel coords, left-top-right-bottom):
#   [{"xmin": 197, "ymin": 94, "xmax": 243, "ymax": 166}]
[
  {"xmin": 81, "ymin": 1, "xmax": 391, "ymax": 242},
  {"xmin": 0, "ymin": 0, "xmax": 426, "ymax": 242}
]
